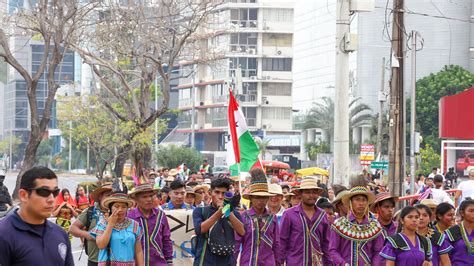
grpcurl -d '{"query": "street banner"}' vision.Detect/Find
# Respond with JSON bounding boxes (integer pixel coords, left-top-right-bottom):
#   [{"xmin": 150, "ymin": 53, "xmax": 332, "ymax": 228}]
[
  {"xmin": 163, "ymin": 209, "xmax": 195, "ymax": 264},
  {"xmin": 360, "ymin": 144, "xmax": 375, "ymax": 166}
]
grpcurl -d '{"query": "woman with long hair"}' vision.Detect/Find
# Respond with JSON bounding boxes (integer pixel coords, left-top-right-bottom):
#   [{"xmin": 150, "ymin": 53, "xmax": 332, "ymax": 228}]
[
  {"xmin": 379, "ymin": 206, "xmax": 432, "ymax": 266},
  {"xmin": 445, "ymin": 198, "xmax": 474, "ymax": 265},
  {"xmin": 53, "ymin": 188, "xmax": 78, "ymax": 240},
  {"xmin": 91, "ymin": 192, "xmax": 144, "ymax": 266},
  {"xmin": 415, "ymin": 204, "xmax": 452, "ymax": 266},
  {"xmin": 75, "ymin": 185, "xmax": 90, "ymax": 214},
  {"xmin": 434, "ymin": 203, "xmax": 455, "ymax": 233}
]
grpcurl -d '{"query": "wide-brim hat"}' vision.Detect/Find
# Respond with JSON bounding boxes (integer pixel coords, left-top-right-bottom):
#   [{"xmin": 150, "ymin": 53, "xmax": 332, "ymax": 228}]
[
  {"xmin": 128, "ymin": 183, "xmax": 159, "ymax": 198},
  {"xmin": 268, "ymin": 183, "xmax": 283, "ymax": 195},
  {"xmin": 419, "ymin": 199, "xmax": 438, "ymax": 209},
  {"xmin": 186, "ymin": 186, "xmax": 203, "ymax": 203},
  {"xmin": 149, "ymin": 171, "xmax": 158, "ymax": 177},
  {"xmin": 341, "ymin": 186, "xmax": 376, "ymax": 206},
  {"xmin": 101, "ymin": 192, "xmax": 134, "ymax": 210},
  {"xmin": 91, "ymin": 182, "xmax": 113, "ymax": 202},
  {"xmin": 242, "ymin": 181, "xmax": 273, "ymax": 199},
  {"xmin": 370, "ymin": 192, "xmax": 399, "ymax": 212},
  {"xmin": 332, "ymin": 190, "xmax": 349, "ymax": 206},
  {"xmin": 169, "ymin": 169, "xmax": 179, "ymax": 176},
  {"xmin": 165, "ymin": 175, "xmax": 175, "ymax": 182},
  {"xmin": 193, "ymin": 184, "xmax": 209, "ymax": 194},
  {"xmin": 292, "ymin": 178, "xmax": 324, "ymax": 193}
]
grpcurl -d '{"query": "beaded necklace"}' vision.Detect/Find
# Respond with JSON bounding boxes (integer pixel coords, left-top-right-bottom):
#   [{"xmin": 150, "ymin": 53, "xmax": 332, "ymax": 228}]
[{"xmin": 114, "ymin": 218, "xmax": 131, "ymax": 230}]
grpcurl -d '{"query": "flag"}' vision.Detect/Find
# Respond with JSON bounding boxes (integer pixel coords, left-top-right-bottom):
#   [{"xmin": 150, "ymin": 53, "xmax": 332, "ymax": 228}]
[{"xmin": 226, "ymin": 90, "xmax": 262, "ymax": 173}]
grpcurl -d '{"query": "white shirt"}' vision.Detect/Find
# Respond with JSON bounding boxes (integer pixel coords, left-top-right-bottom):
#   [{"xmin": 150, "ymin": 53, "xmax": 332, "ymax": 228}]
[
  {"xmin": 458, "ymin": 180, "xmax": 474, "ymax": 202},
  {"xmin": 431, "ymin": 188, "xmax": 454, "ymax": 205}
]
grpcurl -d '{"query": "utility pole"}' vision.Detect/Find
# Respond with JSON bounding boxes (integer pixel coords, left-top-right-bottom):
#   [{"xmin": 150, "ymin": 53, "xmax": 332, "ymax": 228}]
[
  {"xmin": 334, "ymin": 0, "xmax": 351, "ymax": 186},
  {"xmin": 410, "ymin": 30, "xmax": 418, "ymax": 194},
  {"xmin": 388, "ymin": 0, "xmax": 405, "ymax": 196},
  {"xmin": 376, "ymin": 57, "xmax": 386, "ymax": 157},
  {"xmin": 190, "ymin": 64, "xmax": 196, "ymax": 149}
]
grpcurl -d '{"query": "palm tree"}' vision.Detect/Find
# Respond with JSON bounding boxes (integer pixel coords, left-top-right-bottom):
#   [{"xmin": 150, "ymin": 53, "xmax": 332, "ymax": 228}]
[
  {"xmin": 255, "ymin": 138, "xmax": 271, "ymax": 160},
  {"xmin": 303, "ymin": 97, "xmax": 373, "ymax": 144}
]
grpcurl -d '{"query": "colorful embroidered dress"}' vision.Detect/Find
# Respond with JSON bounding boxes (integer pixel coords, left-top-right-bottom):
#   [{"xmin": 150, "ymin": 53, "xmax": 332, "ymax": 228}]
[
  {"xmin": 445, "ymin": 222, "xmax": 474, "ymax": 265},
  {"xmin": 420, "ymin": 228, "xmax": 453, "ymax": 266},
  {"xmin": 91, "ymin": 217, "xmax": 142, "ymax": 266},
  {"xmin": 329, "ymin": 212, "xmax": 385, "ymax": 266},
  {"xmin": 235, "ymin": 207, "xmax": 280, "ymax": 266}
]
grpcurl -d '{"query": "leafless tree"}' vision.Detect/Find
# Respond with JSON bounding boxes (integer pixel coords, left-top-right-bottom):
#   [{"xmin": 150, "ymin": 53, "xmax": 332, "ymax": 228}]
[
  {"xmin": 73, "ymin": 0, "xmax": 221, "ymax": 177},
  {"xmin": 0, "ymin": 0, "xmax": 96, "ymax": 198}
]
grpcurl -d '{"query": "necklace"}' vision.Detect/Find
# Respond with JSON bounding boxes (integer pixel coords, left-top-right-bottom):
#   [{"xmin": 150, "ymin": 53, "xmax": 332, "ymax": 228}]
[
  {"xmin": 114, "ymin": 218, "xmax": 131, "ymax": 230},
  {"xmin": 460, "ymin": 222, "xmax": 474, "ymax": 255},
  {"xmin": 419, "ymin": 227, "xmax": 434, "ymax": 238},
  {"xmin": 332, "ymin": 216, "xmax": 383, "ymax": 241}
]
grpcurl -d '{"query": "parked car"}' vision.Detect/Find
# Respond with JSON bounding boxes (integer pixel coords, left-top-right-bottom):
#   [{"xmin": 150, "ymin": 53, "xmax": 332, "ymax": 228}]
[{"xmin": 212, "ymin": 165, "xmax": 230, "ymax": 177}]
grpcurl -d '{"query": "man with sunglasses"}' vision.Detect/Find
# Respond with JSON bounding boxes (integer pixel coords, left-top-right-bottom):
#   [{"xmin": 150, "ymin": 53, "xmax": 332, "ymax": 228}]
[{"xmin": 0, "ymin": 166, "xmax": 74, "ymax": 265}]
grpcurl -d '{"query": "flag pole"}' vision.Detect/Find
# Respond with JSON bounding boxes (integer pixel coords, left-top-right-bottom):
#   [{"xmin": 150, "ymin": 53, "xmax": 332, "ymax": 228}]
[{"xmin": 238, "ymin": 162, "xmax": 243, "ymax": 209}]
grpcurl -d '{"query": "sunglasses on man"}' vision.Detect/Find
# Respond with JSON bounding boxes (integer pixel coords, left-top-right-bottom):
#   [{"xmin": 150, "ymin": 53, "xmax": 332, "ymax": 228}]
[{"xmin": 27, "ymin": 187, "xmax": 60, "ymax": 198}]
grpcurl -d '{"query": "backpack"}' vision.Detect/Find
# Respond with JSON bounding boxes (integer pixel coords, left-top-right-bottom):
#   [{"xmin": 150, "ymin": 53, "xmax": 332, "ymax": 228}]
[
  {"xmin": 207, "ymin": 214, "xmax": 235, "ymax": 256},
  {"xmin": 190, "ymin": 207, "xmax": 209, "ymax": 256},
  {"xmin": 388, "ymin": 233, "xmax": 432, "ymax": 262},
  {"xmin": 83, "ymin": 206, "xmax": 95, "ymax": 256}
]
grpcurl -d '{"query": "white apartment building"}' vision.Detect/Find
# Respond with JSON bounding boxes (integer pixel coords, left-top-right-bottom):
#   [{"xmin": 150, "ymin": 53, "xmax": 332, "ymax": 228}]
[{"xmin": 171, "ymin": 0, "xmax": 299, "ymax": 155}]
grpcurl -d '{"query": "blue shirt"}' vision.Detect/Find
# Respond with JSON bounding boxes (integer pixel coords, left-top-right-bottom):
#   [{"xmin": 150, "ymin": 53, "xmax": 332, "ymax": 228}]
[
  {"xmin": 0, "ymin": 209, "xmax": 74, "ymax": 266},
  {"xmin": 161, "ymin": 201, "xmax": 193, "ymax": 210},
  {"xmin": 192, "ymin": 205, "xmax": 243, "ymax": 266}
]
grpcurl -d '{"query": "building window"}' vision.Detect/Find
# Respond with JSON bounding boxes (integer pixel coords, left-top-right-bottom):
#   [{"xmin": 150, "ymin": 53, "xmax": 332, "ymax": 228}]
[
  {"xmin": 177, "ymin": 110, "xmax": 192, "ymax": 128},
  {"xmin": 262, "ymin": 83, "xmax": 291, "ymax": 96},
  {"xmin": 230, "ymin": 33, "xmax": 258, "ymax": 53},
  {"xmin": 242, "ymin": 107, "xmax": 257, "ymax": 127},
  {"xmin": 262, "ymin": 58, "xmax": 292, "ymax": 71},
  {"xmin": 262, "ymin": 107, "xmax": 291, "ymax": 120},
  {"xmin": 230, "ymin": 8, "xmax": 258, "ymax": 28},
  {"xmin": 210, "ymin": 107, "xmax": 227, "ymax": 127},
  {"xmin": 229, "ymin": 57, "xmax": 257, "ymax": 78},
  {"xmin": 262, "ymin": 33, "xmax": 292, "ymax": 47},
  {"xmin": 263, "ymin": 8, "xmax": 293, "ymax": 22}
]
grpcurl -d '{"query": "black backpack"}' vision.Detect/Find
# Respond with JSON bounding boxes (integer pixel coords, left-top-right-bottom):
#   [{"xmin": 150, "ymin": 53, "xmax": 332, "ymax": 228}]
[
  {"xmin": 207, "ymin": 214, "xmax": 235, "ymax": 256},
  {"xmin": 190, "ymin": 207, "xmax": 209, "ymax": 256},
  {"xmin": 83, "ymin": 206, "xmax": 95, "ymax": 256}
]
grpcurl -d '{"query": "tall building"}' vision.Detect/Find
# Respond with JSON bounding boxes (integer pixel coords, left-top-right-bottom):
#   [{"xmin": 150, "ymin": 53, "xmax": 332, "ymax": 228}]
[{"xmin": 170, "ymin": 0, "xmax": 299, "ymax": 156}]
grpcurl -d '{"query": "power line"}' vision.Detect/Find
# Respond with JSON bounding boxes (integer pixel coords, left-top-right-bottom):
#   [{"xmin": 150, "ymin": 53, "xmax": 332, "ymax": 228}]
[{"xmin": 375, "ymin": 5, "xmax": 474, "ymax": 23}]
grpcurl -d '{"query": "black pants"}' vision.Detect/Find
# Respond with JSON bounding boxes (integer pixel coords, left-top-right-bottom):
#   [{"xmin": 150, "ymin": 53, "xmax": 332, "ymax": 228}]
[{"xmin": 87, "ymin": 261, "xmax": 98, "ymax": 266}]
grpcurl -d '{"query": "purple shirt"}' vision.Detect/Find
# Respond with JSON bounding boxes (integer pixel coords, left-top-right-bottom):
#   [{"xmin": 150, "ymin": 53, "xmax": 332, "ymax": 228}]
[
  {"xmin": 381, "ymin": 220, "xmax": 398, "ymax": 237},
  {"xmin": 379, "ymin": 233, "xmax": 428, "ymax": 266},
  {"xmin": 445, "ymin": 224, "xmax": 474, "ymax": 265},
  {"xmin": 128, "ymin": 207, "xmax": 173, "ymax": 265},
  {"xmin": 278, "ymin": 204, "xmax": 332, "ymax": 265},
  {"xmin": 430, "ymin": 233, "xmax": 453, "ymax": 266},
  {"xmin": 235, "ymin": 207, "xmax": 280, "ymax": 266},
  {"xmin": 329, "ymin": 212, "xmax": 385, "ymax": 266}
]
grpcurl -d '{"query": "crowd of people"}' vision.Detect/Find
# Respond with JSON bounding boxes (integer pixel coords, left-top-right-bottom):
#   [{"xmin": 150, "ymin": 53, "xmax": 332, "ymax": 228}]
[{"xmin": 0, "ymin": 165, "xmax": 473, "ymax": 266}]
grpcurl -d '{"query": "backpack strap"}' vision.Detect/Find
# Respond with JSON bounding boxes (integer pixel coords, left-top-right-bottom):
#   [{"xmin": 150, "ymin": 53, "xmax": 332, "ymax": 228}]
[{"xmin": 84, "ymin": 206, "xmax": 94, "ymax": 230}]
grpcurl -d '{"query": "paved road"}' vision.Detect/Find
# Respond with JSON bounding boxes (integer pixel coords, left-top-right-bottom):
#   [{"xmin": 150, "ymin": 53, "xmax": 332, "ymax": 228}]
[{"xmin": 4, "ymin": 171, "xmax": 96, "ymax": 265}]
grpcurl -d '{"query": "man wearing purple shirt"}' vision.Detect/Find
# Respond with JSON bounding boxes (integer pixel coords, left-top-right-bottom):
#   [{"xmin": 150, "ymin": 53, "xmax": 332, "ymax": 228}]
[
  {"xmin": 370, "ymin": 192, "xmax": 398, "ymax": 238},
  {"xmin": 329, "ymin": 185, "xmax": 385, "ymax": 266},
  {"xmin": 128, "ymin": 183, "xmax": 173, "ymax": 266},
  {"xmin": 278, "ymin": 177, "xmax": 332, "ymax": 265},
  {"xmin": 236, "ymin": 168, "xmax": 280, "ymax": 265}
]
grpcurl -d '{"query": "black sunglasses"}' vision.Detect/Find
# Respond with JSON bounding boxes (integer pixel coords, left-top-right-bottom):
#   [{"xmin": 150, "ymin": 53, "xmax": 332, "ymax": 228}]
[{"xmin": 28, "ymin": 187, "xmax": 60, "ymax": 198}]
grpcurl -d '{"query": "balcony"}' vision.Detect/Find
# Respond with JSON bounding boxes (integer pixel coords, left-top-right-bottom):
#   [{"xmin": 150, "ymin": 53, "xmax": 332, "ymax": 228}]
[
  {"xmin": 212, "ymin": 94, "xmax": 228, "ymax": 104},
  {"xmin": 178, "ymin": 98, "xmax": 193, "ymax": 108},
  {"xmin": 230, "ymin": 20, "xmax": 258, "ymax": 29},
  {"xmin": 237, "ymin": 94, "xmax": 257, "ymax": 103}
]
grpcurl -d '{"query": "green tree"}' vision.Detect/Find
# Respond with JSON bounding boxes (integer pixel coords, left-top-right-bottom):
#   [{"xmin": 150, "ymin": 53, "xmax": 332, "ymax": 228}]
[
  {"xmin": 155, "ymin": 145, "xmax": 203, "ymax": 171},
  {"xmin": 303, "ymin": 97, "xmax": 373, "ymax": 144},
  {"xmin": 416, "ymin": 65, "xmax": 474, "ymax": 152},
  {"xmin": 0, "ymin": 136, "xmax": 21, "ymax": 155},
  {"xmin": 36, "ymin": 139, "xmax": 52, "ymax": 166},
  {"xmin": 304, "ymin": 140, "xmax": 331, "ymax": 160},
  {"xmin": 255, "ymin": 138, "xmax": 271, "ymax": 159},
  {"xmin": 418, "ymin": 144, "xmax": 440, "ymax": 175}
]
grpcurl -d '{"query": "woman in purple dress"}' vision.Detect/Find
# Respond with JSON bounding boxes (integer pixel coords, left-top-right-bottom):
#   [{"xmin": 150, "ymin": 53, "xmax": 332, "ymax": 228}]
[
  {"xmin": 434, "ymin": 203, "xmax": 455, "ymax": 233},
  {"xmin": 380, "ymin": 206, "xmax": 432, "ymax": 266},
  {"xmin": 445, "ymin": 198, "xmax": 474, "ymax": 265},
  {"xmin": 415, "ymin": 204, "xmax": 452, "ymax": 266}
]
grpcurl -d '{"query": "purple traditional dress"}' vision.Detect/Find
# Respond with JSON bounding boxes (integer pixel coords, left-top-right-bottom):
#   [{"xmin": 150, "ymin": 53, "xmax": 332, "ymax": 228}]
[
  {"xmin": 278, "ymin": 204, "xmax": 332, "ymax": 265},
  {"xmin": 235, "ymin": 207, "xmax": 280, "ymax": 266},
  {"xmin": 420, "ymin": 228, "xmax": 453, "ymax": 266},
  {"xmin": 329, "ymin": 212, "xmax": 385, "ymax": 266},
  {"xmin": 445, "ymin": 222, "xmax": 474, "ymax": 265},
  {"xmin": 379, "ymin": 232, "xmax": 432, "ymax": 266}
]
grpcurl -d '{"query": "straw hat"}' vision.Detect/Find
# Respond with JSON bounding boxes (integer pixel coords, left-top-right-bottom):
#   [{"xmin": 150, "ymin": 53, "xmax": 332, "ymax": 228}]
[
  {"xmin": 128, "ymin": 183, "xmax": 159, "ymax": 198},
  {"xmin": 91, "ymin": 182, "xmax": 113, "ymax": 202},
  {"xmin": 185, "ymin": 186, "xmax": 202, "ymax": 203},
  {"xmin": 193, "ymin": 184, "xmax": 209, "ymax": 194},
  {"xmin": 370, "ymin": 192, "xmax": 399, "ymax": 212},
  {"xmin": 242, "ymin": 180, "xmax": 273, "ymax": 200},
  {"xmin": 292, "ymin": 178, "xmax": 324, "ymax": 193},
  {"xmin": 268, "ymin": 184, "xmax": 283, "ymax": 196},
  {"xmin": 165, "ymin": 175, "xmax": 175, "ymax": 182},
  {"xmin": 101, "ymin": 192, "xmax": 134, "ymax": 210},
  {"xmin": 341, "ymin": 186, "xmax": 376, "ymax": 206},
  {"xmin": 419, "ymin": 199, "xmax": 438, "ymax": 209},
  {"xmin": 149, "ymin": 171, "xmax": 158, "ymax": 177},
  {"xmin": 332, "ymin": 190, "xmax": 349, "ymax": 206},
  {"xmin": 168, "ymin": 169, "xmax": 179, "ymax": 177}
]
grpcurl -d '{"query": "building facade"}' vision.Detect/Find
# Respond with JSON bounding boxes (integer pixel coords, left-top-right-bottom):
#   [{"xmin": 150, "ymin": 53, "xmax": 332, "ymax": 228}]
[{"xmin": 172, "ymin": 0, "xmax": 299, "ymax": 155}]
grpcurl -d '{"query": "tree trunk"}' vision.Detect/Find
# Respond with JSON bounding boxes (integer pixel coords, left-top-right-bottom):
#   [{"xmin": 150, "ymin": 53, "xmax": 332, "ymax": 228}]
[
  {"xmin": 131, "ymin": 144, "xmax": 152, "ymax": 178},
  {"xmin": 12, "ymin": 133, "xmax": 43, "ymax": 200},
  {"xmin": 113, "ymin": 146, "xmax": 129, "ymax": 178}
]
